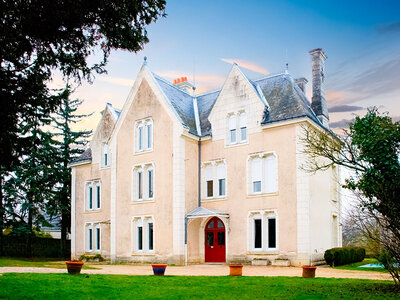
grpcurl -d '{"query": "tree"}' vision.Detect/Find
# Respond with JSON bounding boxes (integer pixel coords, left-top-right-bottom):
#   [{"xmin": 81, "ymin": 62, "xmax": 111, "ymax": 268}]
[
  {"xmin": 3, "ymin": 105, "xmax": 58, "ymax": 257},
  {"xmin": 0, "ymin": 0, "xmax": 166, "ymax": 255},
  {"xmin": 49, "ymin": 86, "xmax": 92, "ymax": 258},
  {"xmin": 302, "ymin": 108, "xmax": 400, "ymax": 284}
]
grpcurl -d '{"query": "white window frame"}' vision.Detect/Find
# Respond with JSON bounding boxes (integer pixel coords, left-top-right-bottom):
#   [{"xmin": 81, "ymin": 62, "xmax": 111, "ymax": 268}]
[
  {"xmin": 248, "ymin": 211, "xmax": 278, "ymax": 252},
  {"xmin": 226, "ymin": 110, "xmax": 247, "ymax": 146},
  {"xmin": 131, "ymin": 216, "xmax": 155, "ymax": 253},
  {"xmin": 247, "ymin": 152, "xmax": 278, "ymax": 195},
  {"xmin": 132, "ymin": 163, "xmax": 155, "ymax": 202},
  {"xmin": 135, "ymin": 118, "xmax": 153, "ymax": 154},
  {"xmin": 85, "ymin": 222, "xmax": 101, "ymax": 253},
  {"xmin": 102, "ymin": 144, "xmax": 110, "ymax": 168},
  {"xmin": 202, "ymin": 160, "xmax": 227, "ymax": 200},
  {"xmin": 85, "ymin": 180, "xmax": 101, "ymax": 211},
  {"xmin": 95, "ymin": 224, "xmax": 101, "ymax": 251}
]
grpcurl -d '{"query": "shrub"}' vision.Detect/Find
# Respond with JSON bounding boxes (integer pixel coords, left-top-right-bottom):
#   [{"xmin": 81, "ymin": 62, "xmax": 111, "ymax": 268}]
[{"xmin": 324, "ymin": 247, "xmax": 366, "ymax": 267}]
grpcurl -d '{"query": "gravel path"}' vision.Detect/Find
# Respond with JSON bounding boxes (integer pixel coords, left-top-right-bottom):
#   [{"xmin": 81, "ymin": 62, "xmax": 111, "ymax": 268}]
[{"xmin": 0, "ymin": 264, "xmax": 392, "ymax": 280}]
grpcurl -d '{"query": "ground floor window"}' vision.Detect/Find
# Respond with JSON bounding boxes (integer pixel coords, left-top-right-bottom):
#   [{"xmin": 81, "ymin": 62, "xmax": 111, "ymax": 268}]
[
  {"xmin": 249, "ymin": 211, "xmax": 277, "ymax": 251},
  {"xmin": 132, "ymin": 216, "xmax": 154, "ymax": 253},
  {"xmin": 86, "ymin": 222, "xmax": 101, "ymax": 252}
]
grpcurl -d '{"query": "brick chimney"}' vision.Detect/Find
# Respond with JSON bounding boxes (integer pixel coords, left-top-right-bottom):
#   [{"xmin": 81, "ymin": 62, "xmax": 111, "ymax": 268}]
[
  {"xmin": 173, "ymin": 77, "xmax": 194, "ymax": 94},
  {"xmin": 295, "ymin": 77, "xmax": 308, "ymax": 93},
  {"xmin": 309, "ymin": 48, "xmax": 329, "ymax": 127}
]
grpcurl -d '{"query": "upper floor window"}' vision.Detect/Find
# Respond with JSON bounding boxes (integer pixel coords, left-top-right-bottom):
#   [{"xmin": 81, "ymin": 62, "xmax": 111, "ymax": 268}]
[
  {"xmin": 132, "ymin": 217, "xmax": 154, "ymax": 253},
  {"xmin": 135, "ymin": 118, "xmax": 153, "ymax": 153},
  {"xmin": 102, "ymin": 144, "xmax": 110, "ymax": 168},
  {"xmin": 86, "ymin": 180, "xmax": 101, "ymax": 210},
  {"xmin": 202, "ymin": 160, "xmax": 226, "ymax": 199},
  {"xmin": 132, "ymin": 163, "xmax": 154, "ymax": 202},
  {"xmin": 248, "ymin": 153, "xmax": 278, "ymax": 195},
  {"xmin": 227, "ymin": 111, "xmax": 247, "ymax": 145}
]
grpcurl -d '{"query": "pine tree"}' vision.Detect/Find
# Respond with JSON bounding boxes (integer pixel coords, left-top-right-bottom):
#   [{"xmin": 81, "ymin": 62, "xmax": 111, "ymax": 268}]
[
  {"xmin": 3, "ymin": 105, "xmax": 58, "ymax": 257},
  {"xmin": 49, "ymin": 86, "xmax": 92, "ymax": 258}
]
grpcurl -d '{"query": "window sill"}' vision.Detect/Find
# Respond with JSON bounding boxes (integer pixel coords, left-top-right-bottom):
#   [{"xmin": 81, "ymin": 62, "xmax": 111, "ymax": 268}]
[
  {"xmin": 131, "ymin": 199, "xmax": 155, "ymax": 204},
  {"xmin": 99, "ymin": 166, "xmax": 111, "ymax": 170},
  {"xmin": 134, "ymin": 149, "xmax": 153, "ymax": 156},
  {"xmin": 201, "ymin": 197, "xmax": 226, "ymax": 203},
  {"xmin": 224, "ymin": 141, "xmax": 248, "ymax": 149},
  {"xmin": 247, "ymin": 250, "xmax": 279, "ymax": 255},
  {"xmin": 84, "ymin": 209, "xmax": 102, "ymax": 213},
  {"xmin": 247, "ymin": 192, "xmax": 279, "ymax": 198}
]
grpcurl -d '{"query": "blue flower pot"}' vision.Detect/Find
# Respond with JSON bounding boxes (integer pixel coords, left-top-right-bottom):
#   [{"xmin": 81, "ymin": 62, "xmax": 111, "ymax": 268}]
[{"xmin": 152, "ymin": 264, "xmax": 167, "ymax": 276}]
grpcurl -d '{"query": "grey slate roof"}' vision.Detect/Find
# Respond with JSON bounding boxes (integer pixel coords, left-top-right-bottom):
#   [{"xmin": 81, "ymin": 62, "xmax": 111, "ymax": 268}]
[
  {"xmin": 186, "ymin": 207, "xmax": 229, "ymax": 218},
  {"xmin": 69, "ymin": 148, "xmax": 92, "ymax": 165}
]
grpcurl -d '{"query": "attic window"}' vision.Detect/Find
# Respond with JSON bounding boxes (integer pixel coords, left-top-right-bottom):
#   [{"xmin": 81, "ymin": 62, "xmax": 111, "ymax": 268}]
[{"xmin": 227, "ymin": 111, "xmax": 247, "ymax": 146}]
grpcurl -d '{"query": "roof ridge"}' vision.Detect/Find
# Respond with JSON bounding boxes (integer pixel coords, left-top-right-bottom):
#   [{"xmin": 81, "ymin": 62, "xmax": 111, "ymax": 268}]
[{"xmin": 152, "ymin": 72, "xmax": 194, "ymax": 97}]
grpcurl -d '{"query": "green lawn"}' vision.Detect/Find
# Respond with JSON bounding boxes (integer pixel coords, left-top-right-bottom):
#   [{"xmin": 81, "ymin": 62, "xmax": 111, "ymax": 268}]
[
  {"xmin": 333, "ymin": 258, "xmax": 387, "ymax": 273},
  {"xmin": 0, "ymin": 273, "xmax": 398, "ymax": 299},
  {"xmin": 0, "ymin": 257, "xmax": 97, "ymax": 269}
]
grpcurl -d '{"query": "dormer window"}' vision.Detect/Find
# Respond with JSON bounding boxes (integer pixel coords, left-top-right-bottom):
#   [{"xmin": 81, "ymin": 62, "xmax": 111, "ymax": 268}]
[
  {"xmin": 227, "ymin": 111, "xmax": 247, "ymax": 146},
  {"xmin": 135, "ymin": 118, "xmax": 153, "ymax": 153}
]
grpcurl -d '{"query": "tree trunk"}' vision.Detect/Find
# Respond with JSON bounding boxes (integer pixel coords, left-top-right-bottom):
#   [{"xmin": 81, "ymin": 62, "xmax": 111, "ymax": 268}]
[
  {"xmin": 27, "ymin": 198, "xmax": 33, "ymax": 258},
  {"xmin": 61, "ymin": 204, "xmax": 69, "ymax": 259}
]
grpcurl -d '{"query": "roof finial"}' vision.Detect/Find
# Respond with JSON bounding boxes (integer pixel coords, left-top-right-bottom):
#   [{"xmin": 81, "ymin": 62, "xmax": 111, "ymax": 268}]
[
  {"xmin": 285, "ymin": 62, "xmax": 289, "ymax": 74},
  {"xmin": 284, "ymin": 48, "xmax": 289, "ymax": 74},
  {"xmin": 143, "ymin": 56, "xmax": 147, "ymax": 66}
]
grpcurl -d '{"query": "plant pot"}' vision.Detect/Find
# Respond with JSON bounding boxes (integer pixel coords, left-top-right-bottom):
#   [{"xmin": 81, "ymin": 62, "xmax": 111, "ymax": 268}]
[
  {"xmin": 66, "ymin": 260, "xmax": 84, "ymax": 275},
  {"xmin": 152, "ymin": 264, "xmax": 167, "ymax": 276},
  {"xmin": 229, "ymin": 264, "xmax": 243, "ymax": 276},
  {"xmin": 302, "ymin": 265, "xmax": 316, "ymax": 278}
]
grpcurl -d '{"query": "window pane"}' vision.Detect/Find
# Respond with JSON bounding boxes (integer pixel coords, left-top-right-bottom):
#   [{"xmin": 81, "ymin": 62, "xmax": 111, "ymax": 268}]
[
  {"xmin": 241, "ymin": 127, "xmax": 247, "ymax": 141},
  {"xmin": 147, "ymin": 124, "xmax": 152, "ymax": 149},
  {"xmin": 207, "ymin": 220, "xmax": 214, "ymax": 228},
  {"xmin": 230, "ymin": 129, "xmax": 236, "ymax": 143},
  {"xmin": 265, "ymin": 156, "xmax": 277, "ymax": 193},
  {"xmin": 207, "ymin": 180, "xmax": 213, "ymax": 197},
  {"xmin": 148, "ymin": 222, "xmax": 153, "ymax": 250},
  {"xmin": 253, "ymin": 181, "xmax": 261, "ymax": 193},
  {"xmin": 138, "ymin": 226, "xmax": 143, "ymax": 250},
  {"xmin": 218, "ymin": 178, "xmax": 226, "ymax": 196},
  {"xmin": 217, "ymin": 232, "xmax": 225, "ymax": 245},
  {"xmin": 89, "ymin": 186, "xmax": 93, "ymax": 209},
  {"xmin": 254, "ymin": 219, "xmax": 262, "ymax": 249},
  {"xmin": 217, "ymin": 220, "xmax": 224, "ymax": 228},
  {"xmin": 138, "ymin": 172, "xmax": 142, "ymax": 199},
  {"xmin": 96, "ymin": 227, "xmax": 100, "ymax": 250},
  {"xmin": 252, "ymin": 158, "xmax": 262, "ymax": 181},
  {"xmin": 229, "ymin": 115, "xmax": 236, "ymax": 129},
  {"xmin": 148, "ymin": 169, "xmax": 153, "ymax": 198},
  {"xmin": 207, "ymin": 232, "xmax": 214, "ymax": 246},
  {"xmin": 88, "ymin": 228, "xmax": 92, "ymax": 250},
  {"xmin": 138, "ymin": 127, "xmax": 143, "ymax": 150},
  {"xmin": 217, "ymin": 163, "xmax": 226, "ymax": 179},
  {"xmin": 96, "ymin": 185, "xmax": 100, "ymax": 209},
  {"xmin": 239, "ymin": 113, "xmax": 246, "ymax": 128},
  {"xmin": 268, "ymin": 218, "xmax": 276, "ymax": 248},
  {"xmin": 104, "ymin": 153, "xmax": 108, "ymax": 166}
]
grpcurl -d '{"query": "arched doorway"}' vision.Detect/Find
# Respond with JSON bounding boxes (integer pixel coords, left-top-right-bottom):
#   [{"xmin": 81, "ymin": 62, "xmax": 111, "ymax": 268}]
[{"xmin": 205, "ymin": 217, "xmax": 226, "ymax": 262}]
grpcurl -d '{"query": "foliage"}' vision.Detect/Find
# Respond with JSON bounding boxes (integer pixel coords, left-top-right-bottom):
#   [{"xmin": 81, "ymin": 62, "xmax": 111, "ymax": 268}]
[
  {"xmin": 0, "ymin": 274, "xmax": 399, "ymax": 299},
  {"xmin": 324, "ymin": 247, "xmax": 366, "ymax": 267},
  {"xmin": 79, "ymin": 254, "xmax": 104, "ymax": 262},
  {"xmin": 302, "ymin": 108, "xmax": 400, "ymax": 284}
]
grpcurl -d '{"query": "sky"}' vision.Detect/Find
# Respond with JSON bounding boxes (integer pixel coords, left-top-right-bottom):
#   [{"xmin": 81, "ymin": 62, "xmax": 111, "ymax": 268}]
[{"xmin": 52, "ymin": 0, "xmax": 400, "ymax": 132}]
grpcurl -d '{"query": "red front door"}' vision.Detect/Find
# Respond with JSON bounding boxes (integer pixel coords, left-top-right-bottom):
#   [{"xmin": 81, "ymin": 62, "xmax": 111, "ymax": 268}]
[{"xmin": 205, "ymin": 217, "xmax": 226, "ymax": 262}]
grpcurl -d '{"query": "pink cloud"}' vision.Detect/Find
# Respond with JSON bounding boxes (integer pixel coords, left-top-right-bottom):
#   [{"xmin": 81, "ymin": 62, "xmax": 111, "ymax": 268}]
[{"xmin": 220, "ymin": 58, "xmax": 269, "ymax": 75}]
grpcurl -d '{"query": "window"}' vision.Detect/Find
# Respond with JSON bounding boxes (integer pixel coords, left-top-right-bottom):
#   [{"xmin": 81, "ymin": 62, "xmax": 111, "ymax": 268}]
[
  {"xmin": 250, "ymin": 212, "xmax": 277, "ymax": 251},
  {"xmin": 86, "ymin": 180, "xmax": 101, "ymax": 210},
  {"xmin": 135, "ymin": 118, "xmax": 153, "ymax": 153},
  {"xmin": 102, "ymin": 144, "xmax": 110, "ymax": 167},
  {"xmin": 240, "ymin": 113, "xmax": 247, "ymax": 141},
  {"xmin": 227, "ymin": 111, "xmax": 247, "ymax": 145},
  {"xmin": 229, "ymin": 115, "xmax": 237, "ymax": 144},
  {"xmin": 86, "ymin": 223, "xmax": 101, "ymax": 252},
  {"xmin": 133, "ymin": 163, "xmax": 155, "ymax": 201},
  {"xmin": 203, "ymin": 161, "xmax": 226, "ymax": 199},
  {"xmin": 132, "ymin": 217, "xmax": 154, "ymax": 253},
  {"xmin": 248, "ymin": 154, "xmax": 278, "ymax": 195}
]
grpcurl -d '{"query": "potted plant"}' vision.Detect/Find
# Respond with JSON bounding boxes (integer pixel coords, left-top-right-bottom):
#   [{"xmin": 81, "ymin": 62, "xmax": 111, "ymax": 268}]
[
  {"xmin": 151, "ymin": 264, "xmax": 168, "ymax": 276},
  {"xmin": 302, "ymin": 265, "xmax": 316, "ymax": 278},
  {"xmin": 229, "ymin": 264, "xmax": 243, "ymax": 276},
  {"xmin": 66, "ymin": 260, "xmax": 84, "ymax": 275}
]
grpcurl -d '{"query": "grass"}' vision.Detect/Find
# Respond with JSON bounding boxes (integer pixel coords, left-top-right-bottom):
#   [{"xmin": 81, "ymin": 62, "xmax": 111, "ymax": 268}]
[
  {"xmin": 0, "ymin": 257, "xmax": 98, "ymax": 269},
  {"xmin": 333, "ymin": 258, "xmax": 387, "ymax": 273},
  {"xmin": 0, "ymin": 273, "xmax": 398, "ymax": 299}
]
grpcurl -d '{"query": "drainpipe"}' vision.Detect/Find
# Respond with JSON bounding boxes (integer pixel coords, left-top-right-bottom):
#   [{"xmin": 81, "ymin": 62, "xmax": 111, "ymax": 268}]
[{"xmin": 184, "ymin": 215, "xmax": 188, "ymax": 266}]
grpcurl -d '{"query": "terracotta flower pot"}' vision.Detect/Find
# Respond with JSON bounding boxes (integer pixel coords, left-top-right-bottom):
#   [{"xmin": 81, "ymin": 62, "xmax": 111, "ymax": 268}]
[
  {"xmin": 302, "ymin": 265, "xmax": 316, "ymax": 278},
  {"xmin": 229, "ymin": 264, "xmax": 243, "ymax": 276},
  {"xmin": 152, "ymin": 264, "xmax": 167, "ymax": 276},
  {"xmin": 66, "ymin": 260, "xmax": 84, "ymax": 275}
]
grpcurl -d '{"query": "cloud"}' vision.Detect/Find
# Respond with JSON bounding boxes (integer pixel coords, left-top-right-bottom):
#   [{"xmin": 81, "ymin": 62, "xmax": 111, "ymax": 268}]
[
  {"xmin": 329, "ymin": 105, "xmax": 364, "ymax": 113},
  {"xmin": 377, "ymin": 21, "xmax": 400, "ymax": 34},
  {"xmin": 329, "ymin": 118, "xmax": 353, "ymax": 129},
  {"xmin": 98, "ymin": 77, "xmax": 135, "ymax": 87},
  {"xmin": 220, "ymin": 58, "xmax": 269, "ymax": 75}
]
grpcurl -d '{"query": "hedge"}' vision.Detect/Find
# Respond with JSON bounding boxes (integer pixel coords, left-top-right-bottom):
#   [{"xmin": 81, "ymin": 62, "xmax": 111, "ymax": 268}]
[{"xmin": 324, "ymin": 247, "xmax": 366, "ymax": 267}]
